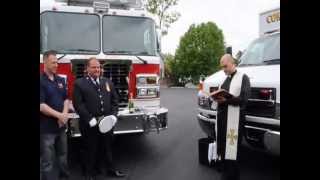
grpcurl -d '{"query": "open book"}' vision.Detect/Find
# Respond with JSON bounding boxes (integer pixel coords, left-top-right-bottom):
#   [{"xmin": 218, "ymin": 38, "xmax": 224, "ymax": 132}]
[{"xmin": 210, "ymin": 89, "xmax": 234, "ymax": 99}]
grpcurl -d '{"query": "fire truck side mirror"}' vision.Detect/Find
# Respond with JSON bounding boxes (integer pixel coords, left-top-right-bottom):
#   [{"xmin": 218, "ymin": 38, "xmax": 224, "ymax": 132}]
[
  {"xmin": 226, "ymin": 46, "xmax": 232, "ymax": 55},
  {"xmin": 157, "ymin": 40, "xmax": 161, "ymax": 52},
  {"xmin": 156, "ymin": 33, "xmax": 161, "ymax": 53}
]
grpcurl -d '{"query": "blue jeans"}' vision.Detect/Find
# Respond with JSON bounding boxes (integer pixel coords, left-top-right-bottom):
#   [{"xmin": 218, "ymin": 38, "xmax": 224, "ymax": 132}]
[{"xmin": 40, "ymin": 130, "xmax": 68, "ymax": 180}]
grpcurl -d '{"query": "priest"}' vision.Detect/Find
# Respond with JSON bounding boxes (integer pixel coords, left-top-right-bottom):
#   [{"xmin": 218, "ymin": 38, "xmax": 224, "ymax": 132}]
[{"xmin": 213, "ymin": 54, "xmax": 251, "ymax": 180}]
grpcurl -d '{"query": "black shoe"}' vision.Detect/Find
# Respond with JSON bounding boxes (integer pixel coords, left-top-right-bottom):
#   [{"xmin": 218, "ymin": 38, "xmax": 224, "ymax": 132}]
[
  {"xmin": 215, "ymin": 161, "xmax": 223, "ymax": 172},
  {"xmin": 93, "ymin": 168, "xmax": 103, "ymax": 176},
  {"xmin": 59, "ymin": 171, "xmax": 70, "ymax": 179},
  {"xmin": 84, "ymin": 176, "xmax": 96, "ymax": 180},
  {"xmin": 107, "ymin": 170, "xmax": 126, "ymax": 177}
]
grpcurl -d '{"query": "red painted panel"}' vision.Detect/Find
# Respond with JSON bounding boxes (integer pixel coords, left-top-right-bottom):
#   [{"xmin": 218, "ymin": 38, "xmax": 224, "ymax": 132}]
[
  {"xmin": 40, "ymin": 63, "xmax": 160, "ymax": 100},
  {"xmin": 129, "ymin": 64, "xmax": 160, "ymax": 98}
]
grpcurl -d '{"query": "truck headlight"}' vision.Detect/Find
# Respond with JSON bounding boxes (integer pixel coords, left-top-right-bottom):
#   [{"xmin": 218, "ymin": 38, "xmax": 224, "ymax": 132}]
[
  {"xmin": 137, "ymin": 76, "xmax": 158, "ymax": 85},
  {"xmin": 198, "ymin": 96, "xmax": 208, "ymax": 106},
  {"xmin": 138, "ymin": 88, "xmax": 148, "ymax": 96},
  {"xmin": 198, "ymin": 92, "xmax": 211, "ymax": 108},
  {"xmin": 136, "ymin": 74, "xmax": 160, "ymax": 98},
  {"xmin": 147, "ymin": 88, "xmax": 157, "ymax": 95},
  {"xmin": 137, "ymin": 87, "xmax": 159, "ymax": 98}
]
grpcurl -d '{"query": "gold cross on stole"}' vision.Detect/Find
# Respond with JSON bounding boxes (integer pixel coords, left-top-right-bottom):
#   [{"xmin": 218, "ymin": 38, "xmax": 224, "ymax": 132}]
[{"xmin": 227, "ymin": 129, "xmax": 238, "ymax": 145}]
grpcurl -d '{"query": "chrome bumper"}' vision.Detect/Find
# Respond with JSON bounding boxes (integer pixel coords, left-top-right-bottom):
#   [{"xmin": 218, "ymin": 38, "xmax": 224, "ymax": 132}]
[
  {"xmin": 197, "ymin": 108, "xmax": 217, "ymax": 123},
  {"xmin": 197, "ymin": 107, "xmax": 280, "ymax": 155},
  {"xmin": 245, "ymin": 125, "xmax": 280, "ymax": 156},
  {"xmin": 116, "ymin": 107, "xmax": 168, "ymax": 134},
  {"xmin": 67, "ymin": 107, "xmax": 168, "ymax": 137}
]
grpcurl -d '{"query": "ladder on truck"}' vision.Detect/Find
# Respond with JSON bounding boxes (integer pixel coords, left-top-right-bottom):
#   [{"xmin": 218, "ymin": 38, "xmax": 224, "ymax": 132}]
[{"xmin": 55, "ymin": 0, "xmax": 145, "ymax": 9}]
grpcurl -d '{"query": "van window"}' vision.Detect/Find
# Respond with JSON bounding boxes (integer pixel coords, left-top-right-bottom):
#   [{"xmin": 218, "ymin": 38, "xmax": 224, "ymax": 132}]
[{"xmin": 239, "ymin": 33, "xmax": 279, "ymax": 66}]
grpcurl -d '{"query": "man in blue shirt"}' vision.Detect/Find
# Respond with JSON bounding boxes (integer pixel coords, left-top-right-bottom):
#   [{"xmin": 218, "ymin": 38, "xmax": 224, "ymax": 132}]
[{"xmin": 40, "ymin": 50, "xmax": 70, "ymax": 180}]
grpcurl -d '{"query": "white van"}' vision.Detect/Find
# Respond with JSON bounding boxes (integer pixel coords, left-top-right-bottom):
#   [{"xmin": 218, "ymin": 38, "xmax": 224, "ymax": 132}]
[{"xmin": 197, "ymin": 7, "xmax": 280, "ymax": 156}]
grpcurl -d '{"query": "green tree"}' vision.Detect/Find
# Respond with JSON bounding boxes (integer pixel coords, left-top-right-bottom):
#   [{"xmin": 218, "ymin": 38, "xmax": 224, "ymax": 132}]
[
  {"xmin": 162, "ymin": 53, "xmax": 177, "ymax": 84},
  {"xmin": 146, "ymin": 0, "xmax": 181, "ymax": 36},
  {"xmin": 163, "ymin": 53, "xmax": 174, "ymax": 77},
  {"xmin": 174, "ymin": 22, "xmax": 225, "ymax": 84}
]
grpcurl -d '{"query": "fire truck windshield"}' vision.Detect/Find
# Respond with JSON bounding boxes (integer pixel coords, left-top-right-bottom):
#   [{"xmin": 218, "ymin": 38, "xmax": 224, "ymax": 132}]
[
  {"xmin": 40, "ymin": 11, "xmax": 100, "ymax": 54},
  {"xmin": 102, "ymin": 16, "xmax": 157, "ymax": 56}
]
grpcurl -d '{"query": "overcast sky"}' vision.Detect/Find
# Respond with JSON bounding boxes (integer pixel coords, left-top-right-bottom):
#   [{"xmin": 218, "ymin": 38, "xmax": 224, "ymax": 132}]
[{"xmin": 161, "ymin": 0, "xmax": 280, "ymax": 55}]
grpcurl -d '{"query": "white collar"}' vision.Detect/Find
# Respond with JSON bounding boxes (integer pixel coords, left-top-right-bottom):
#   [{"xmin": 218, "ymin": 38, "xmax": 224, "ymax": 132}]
[{"xmin": 88, "ymin": 75, "xmax": 100, "ymax": 84}]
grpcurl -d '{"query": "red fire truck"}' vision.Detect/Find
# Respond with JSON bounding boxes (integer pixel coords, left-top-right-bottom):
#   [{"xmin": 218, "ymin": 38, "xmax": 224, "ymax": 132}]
[{"xmin": 40, "ymin": 0, "xmax": 168, "ymax": 137}]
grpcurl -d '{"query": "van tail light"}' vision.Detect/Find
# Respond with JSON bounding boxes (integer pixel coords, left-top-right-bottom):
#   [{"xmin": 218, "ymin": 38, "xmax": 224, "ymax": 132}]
[{"xmin": 260, "ymin": 89, "xmax": 272, "ymax": 100}]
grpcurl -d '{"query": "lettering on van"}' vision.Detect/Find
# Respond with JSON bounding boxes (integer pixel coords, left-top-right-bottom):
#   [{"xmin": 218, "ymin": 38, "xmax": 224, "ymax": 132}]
[{"xmin": 266, "ymin": 12, "xmax": 280, "ymax": 24}]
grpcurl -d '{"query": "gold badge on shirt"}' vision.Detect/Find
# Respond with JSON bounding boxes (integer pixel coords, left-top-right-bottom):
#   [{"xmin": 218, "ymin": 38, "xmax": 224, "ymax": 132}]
[
  {"xmin": 106, "ymin": 82, "xmax": 110, "ymax": 92},
  {"xmin": 58, "ymin": 83, "xmax": 63, "ymax": 89}
]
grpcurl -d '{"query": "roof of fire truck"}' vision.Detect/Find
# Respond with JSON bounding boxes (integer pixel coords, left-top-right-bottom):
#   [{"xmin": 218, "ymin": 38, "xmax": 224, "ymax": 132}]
[
  {"xmin": 40, "ymin": 0, "xmax": 161, "ymax": 65},
  {"xmin": 40, "ymin": 0, "xmax": 157, "ymax": 23}
]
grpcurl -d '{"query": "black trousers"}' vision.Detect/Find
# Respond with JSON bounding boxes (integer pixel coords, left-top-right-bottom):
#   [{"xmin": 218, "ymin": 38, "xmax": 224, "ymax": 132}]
[
  {"xmin": 221, "ymin": 160, "xmax": 240, "ymax": 180},
  {"xmin": 216, "ymin": 111, "xmax": 244, "ymax": 180},
  {"xmin": 80, "ymin": 125, "xmax": 115, "ymax": 176}
]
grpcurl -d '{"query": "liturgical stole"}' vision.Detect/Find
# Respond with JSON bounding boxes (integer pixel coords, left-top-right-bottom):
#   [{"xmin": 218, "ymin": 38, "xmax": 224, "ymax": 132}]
[{"xmin": 219, "ymin": 71, "xmax": 244, "ymax": 160}]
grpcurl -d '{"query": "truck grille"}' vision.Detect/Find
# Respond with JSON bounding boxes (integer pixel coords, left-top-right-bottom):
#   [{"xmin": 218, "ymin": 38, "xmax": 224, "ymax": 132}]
[
  {"xmin": 72, "ymin": 59, "xmax": 131, "ymax": 108},
  {"xmin": 103, "ymin": 60, "xmax": 131, "ymax": 108},
  {"xmin": 73, "ymin": 63, "xmax": 86, "ymax": 79},
  {"xmin": 246, "ymin": 88, "xmax": 277, "ymax": 118},
  {"xmin": 205, "ymin": 87, "xmax": 279, "ymax": 119}
]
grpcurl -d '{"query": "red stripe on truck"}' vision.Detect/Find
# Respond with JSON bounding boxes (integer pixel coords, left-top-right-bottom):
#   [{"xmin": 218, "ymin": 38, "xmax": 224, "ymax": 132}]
[{"xmin": 40, "ymin": 63, "xmax": 160, "ymax": 100}]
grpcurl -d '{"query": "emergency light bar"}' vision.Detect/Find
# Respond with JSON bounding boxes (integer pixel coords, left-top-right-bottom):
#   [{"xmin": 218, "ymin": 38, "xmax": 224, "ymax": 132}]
[
  {"xmin": 61, "ymin": 0, "xmax": 144, "ymax": 9},
  {"xmin": 93, "ymin": 0, "xmax": 110, "ymax": 13}
]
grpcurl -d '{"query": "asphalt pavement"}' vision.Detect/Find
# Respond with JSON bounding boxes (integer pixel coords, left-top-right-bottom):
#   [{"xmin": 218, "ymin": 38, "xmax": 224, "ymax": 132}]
[{"xmin": 66, "ymin": 88, "xmax": 280, "ymax": 180}]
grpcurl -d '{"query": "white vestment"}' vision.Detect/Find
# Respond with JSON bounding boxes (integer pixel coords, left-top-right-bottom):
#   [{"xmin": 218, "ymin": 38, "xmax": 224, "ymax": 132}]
[
  {"xmin": 215, "ymin": 71, "xmax": 244, "ymax": 160},
  {"xmin": 224, "ymin": 71, "xmax": 243, "ymax": 160}
]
